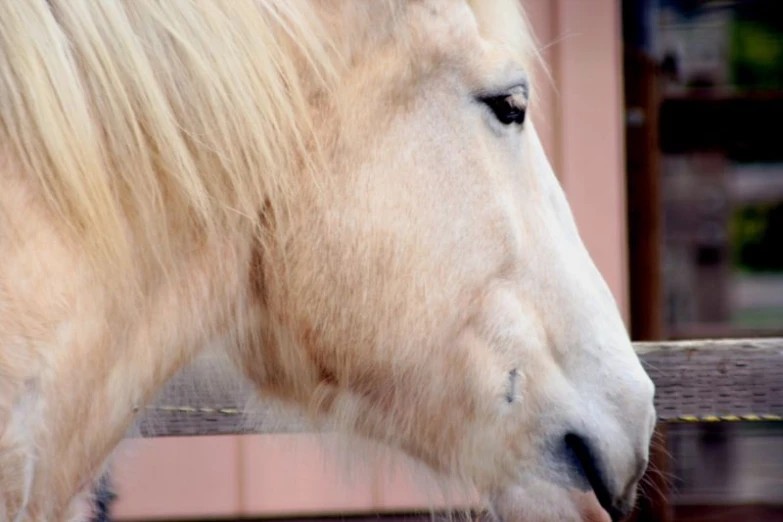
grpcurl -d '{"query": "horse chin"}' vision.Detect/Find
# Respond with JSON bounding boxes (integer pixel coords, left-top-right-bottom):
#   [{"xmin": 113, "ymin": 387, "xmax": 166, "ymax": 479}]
[{"xmin": 489, "ymin": 481, "xmax": 611, "ymax": 522}]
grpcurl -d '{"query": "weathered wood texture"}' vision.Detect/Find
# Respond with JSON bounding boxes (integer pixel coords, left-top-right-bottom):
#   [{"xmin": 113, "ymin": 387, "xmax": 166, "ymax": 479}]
[
  {"xmin": 636, "ymin": 337, "xmax": 783, "ymax": 422},
  {"xmin": 133, "ymin": 338, "xmax": 783, "ymax": 438}
]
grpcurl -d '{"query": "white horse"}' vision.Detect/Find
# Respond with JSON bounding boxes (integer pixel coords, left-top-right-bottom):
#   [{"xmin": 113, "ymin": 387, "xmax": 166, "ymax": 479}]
[{"xmin": 0, "ymin": 0, "xmax": 655, "ymax": 520}]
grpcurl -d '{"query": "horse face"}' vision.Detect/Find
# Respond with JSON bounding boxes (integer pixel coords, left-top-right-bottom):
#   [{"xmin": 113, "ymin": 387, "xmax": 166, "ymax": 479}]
[{"xmin": 260, "ymin": 1, "xmax": 656, "ymax": 520}]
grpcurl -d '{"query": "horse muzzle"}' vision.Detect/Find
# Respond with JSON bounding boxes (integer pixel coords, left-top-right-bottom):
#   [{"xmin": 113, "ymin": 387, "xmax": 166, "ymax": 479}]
[{"xmin": 562, "ymin": 431, "xmax": 648, "ymax": 521}]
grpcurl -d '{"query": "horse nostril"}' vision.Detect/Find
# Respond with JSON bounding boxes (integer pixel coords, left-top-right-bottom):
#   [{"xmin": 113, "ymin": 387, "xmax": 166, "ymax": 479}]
[{"xmin": 564, "ymin": 432, "xmax": 629, "ymax": 522}]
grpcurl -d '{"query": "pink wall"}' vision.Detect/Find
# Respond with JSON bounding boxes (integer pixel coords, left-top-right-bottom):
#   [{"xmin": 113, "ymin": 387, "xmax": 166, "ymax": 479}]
[
  {"xmin": 112, "ymin": 1, "xmax": 630, "ymax": 519},
  {"xmin": 554, "ymin": 0, "xmax": 630, "ymax": 321}
]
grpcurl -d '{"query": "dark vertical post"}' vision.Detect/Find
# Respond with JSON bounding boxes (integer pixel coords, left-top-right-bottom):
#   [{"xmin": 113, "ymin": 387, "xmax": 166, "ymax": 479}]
[
  {"xmin": 622, "ymin": 0, "xmax": 671, "ymax": 519},
  {"xmin": 92, "ymin": 472, "xmax": 116, "ymax": 522}
]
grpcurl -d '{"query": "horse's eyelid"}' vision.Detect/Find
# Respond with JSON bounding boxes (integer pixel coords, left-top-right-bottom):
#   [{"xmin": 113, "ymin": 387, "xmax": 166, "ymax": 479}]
[{"xmin": 474, "ymin": 80, "xmax": 529, "ymax": 102}]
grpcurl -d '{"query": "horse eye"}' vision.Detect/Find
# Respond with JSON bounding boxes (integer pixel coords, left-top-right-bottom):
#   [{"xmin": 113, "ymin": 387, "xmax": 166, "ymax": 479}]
[{"xmin": 479, "ymin": 93, "xmax": 526, "ymax": 126}]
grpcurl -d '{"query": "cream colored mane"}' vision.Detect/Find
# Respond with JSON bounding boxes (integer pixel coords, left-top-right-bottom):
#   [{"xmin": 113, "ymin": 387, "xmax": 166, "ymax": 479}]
[{"xmin": 0, "ymin": 0, "xmax": 538, "ymax": 285}]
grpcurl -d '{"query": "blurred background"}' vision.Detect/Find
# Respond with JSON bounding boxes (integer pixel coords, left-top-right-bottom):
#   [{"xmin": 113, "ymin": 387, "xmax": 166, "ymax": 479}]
[
  {"xmin": 100, "ymin": 1, "xmax": 783, "ymax": 521},
  {"xmin": 624, "ymin": 0, "xmax": 783, "ymax": 344},
  {"xmin": 623, "ymin": 1, "xmax": 783, "ymax": 520}
]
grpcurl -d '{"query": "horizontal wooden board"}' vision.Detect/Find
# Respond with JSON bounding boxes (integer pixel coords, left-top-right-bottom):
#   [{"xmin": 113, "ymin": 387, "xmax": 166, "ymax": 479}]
[{"xmin": 132, "ymin": 338, "xmax": 783, "ymax": 438}]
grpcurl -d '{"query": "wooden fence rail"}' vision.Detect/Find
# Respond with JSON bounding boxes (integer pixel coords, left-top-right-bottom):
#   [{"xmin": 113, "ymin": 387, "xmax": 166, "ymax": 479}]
[{"xmin": 133, "ymin": 338, "xmax": 783, "ymax": 438}]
